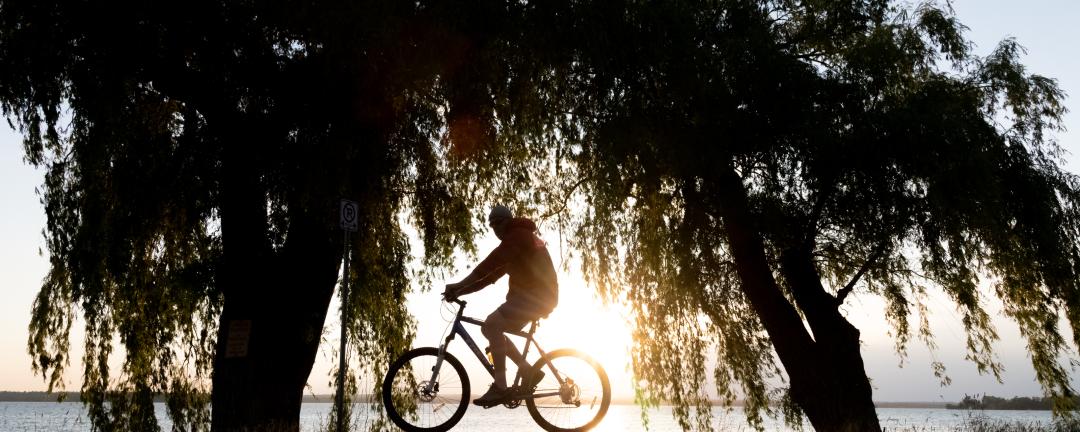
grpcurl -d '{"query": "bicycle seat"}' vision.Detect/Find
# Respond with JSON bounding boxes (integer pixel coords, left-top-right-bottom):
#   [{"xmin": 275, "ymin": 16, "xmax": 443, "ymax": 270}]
[{"xmin": 526, "ymin": 319, "xmax": 542, "ymax": 335}]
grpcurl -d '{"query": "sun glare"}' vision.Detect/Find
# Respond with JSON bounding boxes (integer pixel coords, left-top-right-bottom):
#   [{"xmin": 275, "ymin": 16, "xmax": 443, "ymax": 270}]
[{"xmin": 540, "ymin": 279, "xmax": 635, "ymax": 401}]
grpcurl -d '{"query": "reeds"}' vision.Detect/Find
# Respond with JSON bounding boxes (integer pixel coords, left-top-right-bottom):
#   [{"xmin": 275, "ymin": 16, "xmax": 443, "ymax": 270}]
[{"xmin": 954, "ymin": 413, "xmax": 1080, "ymax": 432}]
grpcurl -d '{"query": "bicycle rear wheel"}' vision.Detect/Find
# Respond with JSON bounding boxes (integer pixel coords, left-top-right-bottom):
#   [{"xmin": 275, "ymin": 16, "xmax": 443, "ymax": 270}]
[
  {"xmin": 382, "ymin": 347, "xmax": 470, "ymax": 432},
  {"xmin": 525, "ymin": 349, "xmax": 611, "ymax": 431}
]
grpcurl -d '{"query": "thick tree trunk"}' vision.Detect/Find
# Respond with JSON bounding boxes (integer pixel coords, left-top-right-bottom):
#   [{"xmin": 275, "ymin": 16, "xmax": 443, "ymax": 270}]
[
  {"xmin": 210, "ymin": 118, "xmax": 343, "ymax": 431},
  {"xmin": 713, "ymin": 166, "xmax": 881, "ymax": 432},
  {"xmin": 780, "ymin": 246, "xmax": 880, "ymax": 432},
  {"xmin": 209, "ymin": 227, "xmax": 340, "ymax": 432},
  {"xmin": 211, "ymin": 298, "xmax": 316, "ymax": 431}
]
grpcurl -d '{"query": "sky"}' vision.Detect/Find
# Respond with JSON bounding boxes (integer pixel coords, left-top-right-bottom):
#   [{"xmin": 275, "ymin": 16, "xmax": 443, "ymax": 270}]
[{"xmin": 2, "ymin": 0, "xmax": 1080, "ymax": 404}]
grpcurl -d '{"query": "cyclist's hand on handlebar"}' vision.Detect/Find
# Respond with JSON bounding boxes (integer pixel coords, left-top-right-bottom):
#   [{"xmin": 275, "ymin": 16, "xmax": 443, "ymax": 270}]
[{"xmin": 442, "ymin": 283, "xmax": 462, "ymax": 301}]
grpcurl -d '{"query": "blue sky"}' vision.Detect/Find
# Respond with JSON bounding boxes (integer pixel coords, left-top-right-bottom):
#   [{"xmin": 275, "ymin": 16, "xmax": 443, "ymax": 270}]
[{"xmin": 2, "ymin": 0, "xmax": 1079, "ymax": 402}]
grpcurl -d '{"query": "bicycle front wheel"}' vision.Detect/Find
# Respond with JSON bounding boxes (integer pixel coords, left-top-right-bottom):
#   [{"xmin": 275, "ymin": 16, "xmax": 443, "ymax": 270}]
[
  {"xmin": 526, "ymin": 349, "xmax": 611, "ymax": 432},
  {"xmin": 382, "ymin": 347, "xmax": 470, "ymax": 432}
]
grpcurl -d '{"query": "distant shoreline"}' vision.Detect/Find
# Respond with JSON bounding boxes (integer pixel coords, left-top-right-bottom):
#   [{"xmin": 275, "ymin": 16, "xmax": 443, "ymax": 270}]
[{"xmin": 0, "ymin": 391, "xmax": 957, "ymax": 409}]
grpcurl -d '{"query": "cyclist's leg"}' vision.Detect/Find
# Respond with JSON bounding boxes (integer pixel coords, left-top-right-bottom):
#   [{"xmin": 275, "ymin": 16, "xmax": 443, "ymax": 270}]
[
  {"xmin": 482, "ymin": 305, "xmax": 530, "ymax": 389},
  {"xmin": 502, "ymin": 334, "xmax": 527, "ymax": 369},
  {"xmin": 496, "ymin": 300, "xmax": 548, "ymax": 371},
  {"xmin": 501, "ymin": 306, "xmax": 542, "ymax": 370}
]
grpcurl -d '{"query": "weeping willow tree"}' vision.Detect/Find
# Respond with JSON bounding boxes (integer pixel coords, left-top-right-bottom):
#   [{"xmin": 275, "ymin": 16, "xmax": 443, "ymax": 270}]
[
  {"xmin": 4, "ymin": 0, "xmax": 1078, "ymax": 431},
  {"xmin": 522, "ymin": 1, "xmax": 1080, "ymax": 431},
  {"xmin": 0, "ymin": 0, "xmax": 565, "ymax": 430}
]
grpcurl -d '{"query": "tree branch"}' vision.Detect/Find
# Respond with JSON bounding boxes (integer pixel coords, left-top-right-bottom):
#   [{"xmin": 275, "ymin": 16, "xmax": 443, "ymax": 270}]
[
  {"xmin": 835, "ymin": 242, "xmax": 888, "ymax": 306},
  {"xmin": 537, "ymin": 175, "xmax": 594, "ymax": 220}
]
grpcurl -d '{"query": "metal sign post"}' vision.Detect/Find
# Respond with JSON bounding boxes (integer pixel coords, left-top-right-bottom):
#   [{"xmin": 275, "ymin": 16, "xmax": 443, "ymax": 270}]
[{"xmin": 337, "ymin": 199, "xmax": 358, "ymax": 432}]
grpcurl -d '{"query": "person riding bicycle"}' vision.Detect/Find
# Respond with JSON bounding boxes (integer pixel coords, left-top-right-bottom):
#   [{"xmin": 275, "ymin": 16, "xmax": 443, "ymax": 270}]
[{"xmin": 442, "ymin": 205, "xmax": 559, "ymax": 406}]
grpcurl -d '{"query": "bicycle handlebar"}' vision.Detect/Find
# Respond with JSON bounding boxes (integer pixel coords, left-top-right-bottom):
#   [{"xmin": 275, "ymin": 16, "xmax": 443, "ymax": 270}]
[{"xmin": 442, "ymin": 295, "xmax": 466, "ymax": 307}]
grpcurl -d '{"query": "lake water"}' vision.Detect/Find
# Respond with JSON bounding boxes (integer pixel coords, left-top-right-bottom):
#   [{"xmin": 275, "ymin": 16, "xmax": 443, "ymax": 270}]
[{"xmin": 0, "ymin": 402, "xmax": 1061, "ymax": 431}]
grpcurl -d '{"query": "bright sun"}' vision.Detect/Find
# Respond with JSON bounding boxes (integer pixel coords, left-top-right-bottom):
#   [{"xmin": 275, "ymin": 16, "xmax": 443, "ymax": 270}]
[{"xmin": 539, "ymin": 279, "xmax": 635, "ymax": 401}]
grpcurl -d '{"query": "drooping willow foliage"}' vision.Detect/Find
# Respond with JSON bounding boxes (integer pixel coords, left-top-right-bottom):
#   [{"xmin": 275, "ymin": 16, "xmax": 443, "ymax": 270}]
[
  {"xmin": 3, "ymin": 0, "xmax": 1079, "ymax": 431},
  {"xmin": 1, "ymin": 0, "xmax": 577, "ymax": 429},
  {"xmin": 540, "ymin": 1, "xmax": 1080, "ymax": 430}
]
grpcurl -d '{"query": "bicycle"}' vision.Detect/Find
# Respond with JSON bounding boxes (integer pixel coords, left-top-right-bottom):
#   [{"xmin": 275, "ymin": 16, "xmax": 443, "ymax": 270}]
[{"xmin": 382, "ymin": 298, "xmax": 611, "ymax": 432}]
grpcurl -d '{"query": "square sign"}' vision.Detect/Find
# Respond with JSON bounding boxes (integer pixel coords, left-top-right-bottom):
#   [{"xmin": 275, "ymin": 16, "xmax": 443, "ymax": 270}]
[
  {"xmin": 225, "ymin": 320, "xmax": 251, "ymax": 358},
  {"xmin": 340, "ymin": 199, "xmax": 359, "ymax": 232}
]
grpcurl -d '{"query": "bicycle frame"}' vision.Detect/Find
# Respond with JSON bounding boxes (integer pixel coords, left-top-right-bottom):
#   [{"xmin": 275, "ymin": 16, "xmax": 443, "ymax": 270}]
[{"xmin": 425, "ymin": 299, "xmax": 564, "ymax": 400}]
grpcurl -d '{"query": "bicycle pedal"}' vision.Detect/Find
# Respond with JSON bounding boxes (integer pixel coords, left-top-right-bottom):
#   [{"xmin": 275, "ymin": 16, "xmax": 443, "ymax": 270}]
[{"xmin": 475, "ymin": 401, "xmax": 500, "ymax": 409}]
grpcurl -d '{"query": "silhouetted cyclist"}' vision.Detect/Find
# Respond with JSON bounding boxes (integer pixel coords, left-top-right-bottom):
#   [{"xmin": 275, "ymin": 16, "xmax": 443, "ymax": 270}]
[{"xmin": 442, "ymin": 205, "xmax": 559, "ymax": 406}]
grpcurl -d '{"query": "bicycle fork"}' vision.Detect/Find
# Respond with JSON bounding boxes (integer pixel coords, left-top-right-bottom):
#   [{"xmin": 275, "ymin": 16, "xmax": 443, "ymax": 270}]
[
  {"xmin": 424, "ymin": 320, "xmax": 496, "ymax": 395},
  {"xmin": 422, "ymin": 332, "xmax": 454, "ymax": 395}
]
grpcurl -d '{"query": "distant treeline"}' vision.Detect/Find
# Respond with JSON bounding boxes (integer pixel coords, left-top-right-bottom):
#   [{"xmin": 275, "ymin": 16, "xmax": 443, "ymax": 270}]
[
  {"xmin": 946, "ymin": 394, "xmax": 1078, "ymax": 411},
  {"xmin": 0, "ymin": 392, "xmax": 371, "ymax": 404},
  {"xmin": 0, "ymin": 391, "xmax": 78, "ymax": 402}
]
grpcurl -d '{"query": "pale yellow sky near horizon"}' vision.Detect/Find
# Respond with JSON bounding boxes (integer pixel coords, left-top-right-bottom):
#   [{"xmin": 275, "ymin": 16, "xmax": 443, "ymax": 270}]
[{"xmin": 2, "ymin": 0, "xmax": 1079, "ymax": 404}]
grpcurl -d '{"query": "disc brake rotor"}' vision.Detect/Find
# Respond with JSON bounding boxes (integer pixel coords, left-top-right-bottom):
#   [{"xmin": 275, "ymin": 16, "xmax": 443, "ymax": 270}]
[{"xmin": 417, "ymin": 380, "xmax": 438, "ymax": 402}]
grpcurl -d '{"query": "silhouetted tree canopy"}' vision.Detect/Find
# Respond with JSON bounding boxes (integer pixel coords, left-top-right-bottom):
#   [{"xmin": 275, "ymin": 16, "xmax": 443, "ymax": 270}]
[
  {"xmin": 2, "ymin": 0, "xmax": 1076, "ymax": 431},
  {"xmin": 537, "ymin": 1, "xmax": 1077, "ymax": 430},
  {"xmin": 1, "ymin": 0, "xmax": 559, "ymax": 430}
]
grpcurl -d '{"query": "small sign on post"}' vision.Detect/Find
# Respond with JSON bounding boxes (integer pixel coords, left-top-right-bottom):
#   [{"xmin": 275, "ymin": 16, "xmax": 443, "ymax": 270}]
[
  {"xmin": 340, "ymin": 199, "xmax": 358, "ymax": 232},
  {"xmin": 336, "ymin": 198, "xmax": 357, "ymax": 432}
]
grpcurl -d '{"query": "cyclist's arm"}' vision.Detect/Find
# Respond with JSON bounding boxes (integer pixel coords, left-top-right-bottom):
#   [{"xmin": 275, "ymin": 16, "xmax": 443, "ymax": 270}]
[{"xmin": 449, "ymin": 240, "xmax": 517, "ymax": 296}]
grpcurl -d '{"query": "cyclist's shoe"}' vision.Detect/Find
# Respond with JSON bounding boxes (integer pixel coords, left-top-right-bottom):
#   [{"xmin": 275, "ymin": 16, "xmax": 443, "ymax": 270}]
[{"xmin": 473, "ymin": 384, "xmax": 508, "ymax": 408}]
